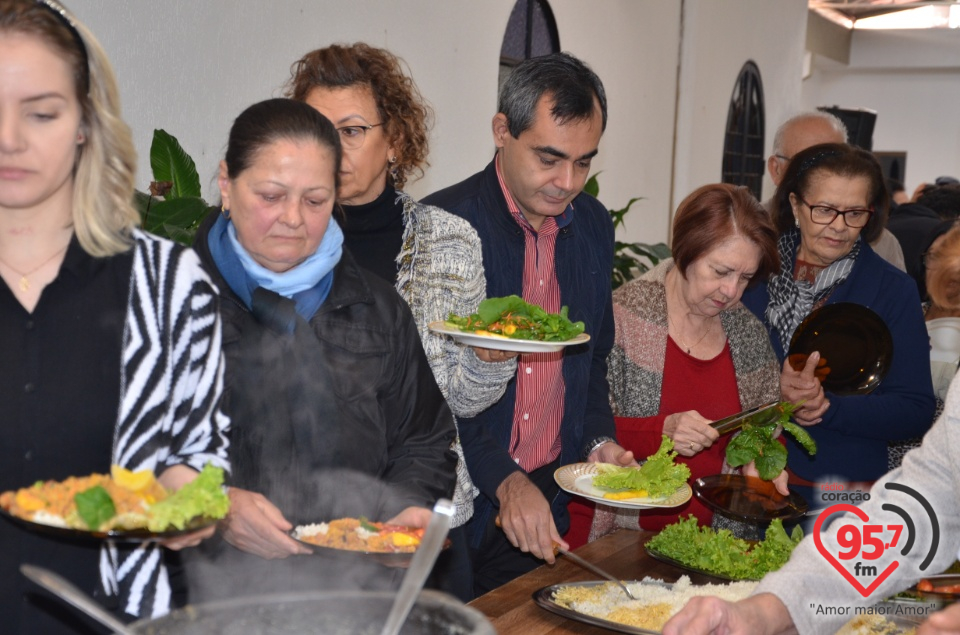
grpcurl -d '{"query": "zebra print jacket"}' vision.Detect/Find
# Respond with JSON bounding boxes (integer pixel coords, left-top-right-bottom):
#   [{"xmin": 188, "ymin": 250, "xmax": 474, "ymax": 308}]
[{"xmin": 103, "ymin": 231, "xmax": 230, "ymax": 619}]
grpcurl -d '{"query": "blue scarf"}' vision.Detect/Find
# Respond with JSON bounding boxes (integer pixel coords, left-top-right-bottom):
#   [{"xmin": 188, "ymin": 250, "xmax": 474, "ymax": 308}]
[{"xmin": 207, "ymin": 213, "xmax": 343, "ymax": 320}]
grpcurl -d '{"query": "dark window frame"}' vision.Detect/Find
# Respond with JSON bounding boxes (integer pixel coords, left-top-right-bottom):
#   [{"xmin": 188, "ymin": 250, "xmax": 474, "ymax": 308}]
[{"xmin": 722, "ymin": 61, "xmax": 766, "ymax": 200}]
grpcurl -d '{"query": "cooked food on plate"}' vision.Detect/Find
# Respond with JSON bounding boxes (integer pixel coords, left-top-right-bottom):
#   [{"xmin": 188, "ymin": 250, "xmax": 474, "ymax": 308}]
[
  {"xmin": 0, "ymin": 464, "xmax": 229, "ymax": 533},
  {"xmin": 645, "ymin": 516, "xmax": 803, "ymax": 580},
  {"xmin": 445, "ymin": 294, "xmax": 585, "ymax": 342},
  {"xmin": 293, "ymin": 517, "xmax": 425, "ymax": 553},
  {"xmin": 551, "ymin": 577, "xmax": 916, "ymax": 634},
  {"xmin": 592, "ymin": 436, "xmax": 690, "ymax": 499}
]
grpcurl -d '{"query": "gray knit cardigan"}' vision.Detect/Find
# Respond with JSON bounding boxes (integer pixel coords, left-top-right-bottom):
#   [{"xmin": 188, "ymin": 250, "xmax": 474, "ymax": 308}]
[
  {"xmin": 395, "ymin": 193, "xmax": 515, "ymax": 526},
  {"xmin": 591, "ymin": 259, "xmax": 780, "ymax": 538}
]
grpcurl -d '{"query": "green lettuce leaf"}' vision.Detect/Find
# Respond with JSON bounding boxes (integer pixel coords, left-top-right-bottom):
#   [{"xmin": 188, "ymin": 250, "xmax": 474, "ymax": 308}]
[
  {"xmin": 147, "ymin": 464, "xmax": 229, "ymax": 532},
  {"xmin": 592, "ymin": 436, "xmax": 690, "ymax": 498},
  {"xmin": 646, "ymin": 516, "xmax": 802, "ymax": 580},
  {"xmin": 724, "ymin": 402, "xmax": 815, "ymax": 480}
]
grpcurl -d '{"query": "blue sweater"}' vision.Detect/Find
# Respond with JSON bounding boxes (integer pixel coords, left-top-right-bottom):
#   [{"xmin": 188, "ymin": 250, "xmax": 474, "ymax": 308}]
[
  {"xmin": 742, "ymin": 243, "xmax": 935, "ymax": 484},
  {"xmin": 423, "ymin": 159, "xmax": 617, "ymax": 545}
]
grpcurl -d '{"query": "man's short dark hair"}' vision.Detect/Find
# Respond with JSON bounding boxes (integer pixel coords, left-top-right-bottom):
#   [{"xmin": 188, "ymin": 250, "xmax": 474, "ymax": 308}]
[
  {"xmin": 498, "ymin": 52, "xmax": 607, "ymax": 138},
  {"xmin": 918, "ymin": 184, "xmax": 960, "ymax": 220}
]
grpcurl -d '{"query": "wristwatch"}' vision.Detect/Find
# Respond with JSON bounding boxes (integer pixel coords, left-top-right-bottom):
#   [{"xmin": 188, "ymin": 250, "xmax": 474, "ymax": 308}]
[{"xmin": 581, "ymin": 436, "xmax": 616, "ymax": 461}]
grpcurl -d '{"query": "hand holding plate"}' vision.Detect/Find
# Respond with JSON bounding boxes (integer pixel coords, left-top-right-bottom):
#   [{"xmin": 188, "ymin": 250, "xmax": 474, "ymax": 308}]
[
  {"xmin": 220, "ymin": 487, "xmax": 310, "ymax": 559},
  {"xmin": 472, "ymin": 346, "xmax": 520, "ymax": 363},
  {"xmin": 780, "ymin": 354, "xmax": 829, "ymax": 426},
  {"xmin": 587, "ymin": 441, "xmax": 637, "ymax": 467}
]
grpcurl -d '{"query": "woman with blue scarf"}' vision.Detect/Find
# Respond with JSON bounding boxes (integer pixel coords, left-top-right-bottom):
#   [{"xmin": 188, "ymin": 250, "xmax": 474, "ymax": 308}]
[
  {"xmin": 741, "ymin": 143, "xmax": 935, "ymax": 506},
  {"xmin": 186, "ymin": 98, "xmax": 456, "ymax": 599}
]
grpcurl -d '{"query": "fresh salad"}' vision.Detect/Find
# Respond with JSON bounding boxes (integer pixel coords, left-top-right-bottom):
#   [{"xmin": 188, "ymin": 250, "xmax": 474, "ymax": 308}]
[
  {"xmin": 646, "ymin": 515, "xmax": 803, "ymax": 580},
  {"xmin": 592, "ymin": 436, "xmax": 691, "ymax": 499},
  {"xmin": 0, "ymin": 463, "xmax": 229, "ymax": 533},
  {"xmin": 725, "ymin": 402, "xmax": 817, "ymax": 480},
  {"xmin": 446, "ymin": 295, "xmax": 585, "ymax": 342}
]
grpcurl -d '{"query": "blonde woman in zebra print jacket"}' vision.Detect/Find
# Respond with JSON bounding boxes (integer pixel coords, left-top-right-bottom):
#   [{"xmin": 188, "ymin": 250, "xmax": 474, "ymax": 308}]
[{"xmin": 0, "ymin": 3, "xmax": 229, "ymax": 632}]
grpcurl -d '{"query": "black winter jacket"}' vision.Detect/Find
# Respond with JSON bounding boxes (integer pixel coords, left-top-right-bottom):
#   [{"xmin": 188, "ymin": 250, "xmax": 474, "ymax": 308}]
[{"xmin": 194, "ymin": 211, "xmax": 456, "ymax": 519}]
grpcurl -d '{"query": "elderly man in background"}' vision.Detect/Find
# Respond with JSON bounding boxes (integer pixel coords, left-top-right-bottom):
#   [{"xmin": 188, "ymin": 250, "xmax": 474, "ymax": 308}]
[
  {"xmin": 766, "ymin": 112, "xmax": 906, "ymax": 272},
  {"xmin": 423, "ymin": 52, "xmax": 634, "ymax": 597}
]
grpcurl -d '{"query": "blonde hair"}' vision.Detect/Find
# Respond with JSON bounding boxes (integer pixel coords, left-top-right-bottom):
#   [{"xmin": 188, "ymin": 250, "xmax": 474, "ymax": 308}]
[
  {"xmin": 926, "ymin": 224, "xmax": 960, "ymax": 310},
  {"xmin": 1, "ymin": 0, "xmax": 139, "ymax": 257}
]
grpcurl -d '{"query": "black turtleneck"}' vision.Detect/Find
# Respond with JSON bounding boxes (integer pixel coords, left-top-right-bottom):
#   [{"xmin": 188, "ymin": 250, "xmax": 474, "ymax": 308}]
[{"xmin": 339, "ymin": 185, "xmax": 405, "ymax": 285}]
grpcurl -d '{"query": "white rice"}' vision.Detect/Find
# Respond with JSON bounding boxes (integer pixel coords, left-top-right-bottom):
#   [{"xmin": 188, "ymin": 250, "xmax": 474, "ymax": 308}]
[{"xmin": 292, "ymin": 522, "xmax": 328, "ymax": 539}]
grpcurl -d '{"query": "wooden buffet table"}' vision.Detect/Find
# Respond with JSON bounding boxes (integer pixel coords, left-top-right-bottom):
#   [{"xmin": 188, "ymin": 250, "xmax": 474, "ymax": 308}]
[{"xmin": 468, "ymin": 529, "xmax": 719, "ymax": 634}]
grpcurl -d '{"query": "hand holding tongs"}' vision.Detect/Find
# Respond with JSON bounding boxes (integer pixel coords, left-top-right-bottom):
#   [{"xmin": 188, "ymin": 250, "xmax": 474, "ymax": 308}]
[{"xmin": 709, "ymin": 401, "xmax": 782, "ymax": 435}]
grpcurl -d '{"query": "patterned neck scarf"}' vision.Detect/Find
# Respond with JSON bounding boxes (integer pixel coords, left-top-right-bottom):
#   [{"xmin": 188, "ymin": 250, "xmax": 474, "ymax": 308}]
[{"xmin": 766, "ymin": 229, "xmax": 860, "ymax": 351}]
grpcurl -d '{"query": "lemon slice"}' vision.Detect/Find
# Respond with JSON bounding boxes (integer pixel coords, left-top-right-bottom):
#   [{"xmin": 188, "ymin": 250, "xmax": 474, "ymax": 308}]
[{"xmin": 111, "ymin": 465, "xmax": 156, "ymax": 492}]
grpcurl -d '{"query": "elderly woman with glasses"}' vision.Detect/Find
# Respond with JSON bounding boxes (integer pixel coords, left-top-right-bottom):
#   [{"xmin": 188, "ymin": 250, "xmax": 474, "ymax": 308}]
[
  {"xmin": 284, "ymin": 43, "xmax": 515, "ymax": 600},
  {"xmin": 742, "ymin": 143, "xmax": 935, "ymax": 504}
]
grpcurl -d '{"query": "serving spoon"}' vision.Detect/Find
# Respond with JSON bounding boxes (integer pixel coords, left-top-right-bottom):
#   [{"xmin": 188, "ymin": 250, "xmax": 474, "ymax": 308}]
[
  {"xmin": 494, "ymin": 515, "xmax": 638, "ymax": 601},
  {"xmin": 380, "ymin": 498, "xmax": 456, "ymax": 635},
  {"xmin": 20, "ymin": 564, "xmax": 137, "ymax": 635}
]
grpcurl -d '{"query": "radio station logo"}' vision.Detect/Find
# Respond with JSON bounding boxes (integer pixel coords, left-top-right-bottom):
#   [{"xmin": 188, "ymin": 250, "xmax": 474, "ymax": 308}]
[{"xmin": 813, "ymin": 483, "xmax": 939, "ymax": 598}]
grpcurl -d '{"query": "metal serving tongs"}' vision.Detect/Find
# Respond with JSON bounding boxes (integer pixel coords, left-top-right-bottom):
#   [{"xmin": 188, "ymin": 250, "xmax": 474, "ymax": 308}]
[
  {"xmin": 495, "ymin": 515, "xmax": 637, "ymax": 601},
  {"xmin": 380, "ymin": 498, "xmax": 455, "ymax": 635},
  {"xmin": 709, "ymin": 400, "xmax": 782, "ymax": 435}
]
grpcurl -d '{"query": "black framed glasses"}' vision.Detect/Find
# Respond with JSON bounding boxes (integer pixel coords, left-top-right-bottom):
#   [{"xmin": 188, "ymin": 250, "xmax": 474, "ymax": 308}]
[
  {"xmin": 335, "ymin": 123, "xmax": 384, "ymax": 150},
  {"xmin": 798, "ymin": 196, "xmax": 873, "ymax": 228}
]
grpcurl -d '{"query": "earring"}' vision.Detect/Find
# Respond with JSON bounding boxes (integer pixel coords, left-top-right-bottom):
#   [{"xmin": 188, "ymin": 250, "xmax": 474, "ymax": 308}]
[
  {"xmin": 77, "ymin": 132, "xmax": 85, "ymax": 144},
  {"xmin": 388, "ymin": 156, "xmax": 397, "ymax": 164},
  {"xmin": 221, "ymin": 205, "xmax": 231, "ymax": 220},
  {"xmin": 794, "ymin": 216, "xmax": 800, "ymax": 228}
]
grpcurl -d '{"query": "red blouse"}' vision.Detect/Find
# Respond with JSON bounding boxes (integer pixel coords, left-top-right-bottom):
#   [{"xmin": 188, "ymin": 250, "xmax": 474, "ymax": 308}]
[{"xmin": 565, "ymin": 336, "xmax": 743, "ymax": 547}]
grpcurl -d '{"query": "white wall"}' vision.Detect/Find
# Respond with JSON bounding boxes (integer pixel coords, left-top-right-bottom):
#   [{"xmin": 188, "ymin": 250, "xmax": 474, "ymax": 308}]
[
  {"xmin": 68, "ymin": 0, "xmax": 807, "ymax": 248},
  {"xmin": 673, "ymin": 0, "xmax": 808, "ymax": 217},
  {"xmin": 802, "ymin": 28, "xmax": 960, "ymax": 193}
]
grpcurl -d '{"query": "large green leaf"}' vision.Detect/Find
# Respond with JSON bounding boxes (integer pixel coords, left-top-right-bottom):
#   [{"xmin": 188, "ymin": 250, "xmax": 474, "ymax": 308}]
[
  {"xmin": 142, "ymin": 198, "xmax": 208, "ymax": 245},
  {"xmin": 150, "ymin": 129, "xmax": 201, "ymax": 199}
]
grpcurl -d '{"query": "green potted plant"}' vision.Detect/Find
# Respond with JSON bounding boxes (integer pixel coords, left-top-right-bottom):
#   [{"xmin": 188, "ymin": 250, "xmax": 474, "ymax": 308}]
[
  {"xmin": 584, "ymin": 173, "xmax": 671, "ymax": 289},
  {"xmin": 134, "ymin": 129, "xmax": 209, "ymax": 245}
]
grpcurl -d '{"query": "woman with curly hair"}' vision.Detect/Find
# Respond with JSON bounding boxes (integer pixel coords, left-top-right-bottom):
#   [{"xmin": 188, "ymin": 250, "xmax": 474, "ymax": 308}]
[{"xmin": 286, "ymin": 43, "xmax": 514, "ymax": 600}]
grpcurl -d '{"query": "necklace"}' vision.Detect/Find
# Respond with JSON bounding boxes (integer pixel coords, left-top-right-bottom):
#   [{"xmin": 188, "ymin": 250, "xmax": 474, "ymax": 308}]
[
  {"xmin": 667, "ymin": 309, "xmax": 714, "ymax": 354},
  {"xmin": 0, "ymin": 244, "xmax": 70, "ymax": 292}
]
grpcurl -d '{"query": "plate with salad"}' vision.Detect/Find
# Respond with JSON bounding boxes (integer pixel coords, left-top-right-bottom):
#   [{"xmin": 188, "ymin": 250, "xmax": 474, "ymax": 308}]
[
  {"xmin": 555, "ymin": 437, "xmax": 692, "ymax": 509},
  {"xmin": 431, "ymin": 295, "xmax": 590, "ymax": 353},
  {"xmin": 0, "ymin": 464, "xmax": 229, "ymax": 542}
]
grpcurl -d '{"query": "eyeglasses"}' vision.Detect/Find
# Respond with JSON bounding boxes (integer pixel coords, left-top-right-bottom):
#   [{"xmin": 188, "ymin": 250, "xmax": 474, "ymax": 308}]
[
  {"xmin": 798, "ymin": 196, "xmax": 873, "ymax": 228},
  {"xmin": 335, "ymin": 123, "xmax": 384, "ymax": 150},
  {"xmin": 774, "ymin": 154, "xmax": 791, "ymax": 162}
]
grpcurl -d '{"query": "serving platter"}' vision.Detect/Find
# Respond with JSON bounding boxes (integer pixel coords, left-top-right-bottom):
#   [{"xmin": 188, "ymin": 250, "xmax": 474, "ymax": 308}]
[
  {"xmin": 554, "ymin": 463, "xmax": 692, "ymax": 510},
  {"xmin": 787, "ymin": 302, "xmax": 893, "ymax": 396},
  {"xmin": 643, "ymin": 544, "xmax": 753, "ymax": 582},
  {"xmin": 533, "ymin": 580, "xmax": 670, "ymax": 635},
  {"xmin": 534, "ymin": 580, "xmax": 923, "ymax": 635},
  {"xmin": 0, "ymin": 507, "xmax": 216, "ymax": 542},
  {"xmin": 428, "ymin": 321, "xmax": 590, "ymax": 353}
]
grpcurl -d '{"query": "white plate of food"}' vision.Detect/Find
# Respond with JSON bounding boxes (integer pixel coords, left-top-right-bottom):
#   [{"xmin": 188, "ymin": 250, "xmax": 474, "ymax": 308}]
[
  {"xmin": 428, "ymin": 321, "xmax": 590, "ymax": 353},
  {"xmin": 554, "ymin": 463, "xmax": 692, "ymax": 510}
]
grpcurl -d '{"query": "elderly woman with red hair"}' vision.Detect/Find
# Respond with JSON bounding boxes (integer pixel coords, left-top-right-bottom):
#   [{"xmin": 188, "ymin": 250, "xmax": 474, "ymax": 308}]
[{"xmin": 566, "ymin": 184, "xmax": 783, "ymax": 546}]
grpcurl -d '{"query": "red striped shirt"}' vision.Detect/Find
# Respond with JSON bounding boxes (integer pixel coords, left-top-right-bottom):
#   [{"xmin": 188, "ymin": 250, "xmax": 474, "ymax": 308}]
[{"xmin": 495, "ymin": 155, "xmax": 566, "ymax": 472}]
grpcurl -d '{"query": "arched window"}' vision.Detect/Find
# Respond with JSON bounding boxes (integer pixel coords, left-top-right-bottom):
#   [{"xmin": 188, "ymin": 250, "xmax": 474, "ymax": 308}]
[
  {"xmin": 721, "ymin": 61, "xmax": 765, "ymax": 200},
  {"xmin": 498, "ymin": 0, "xmax": 560, "ymax": 91}
]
